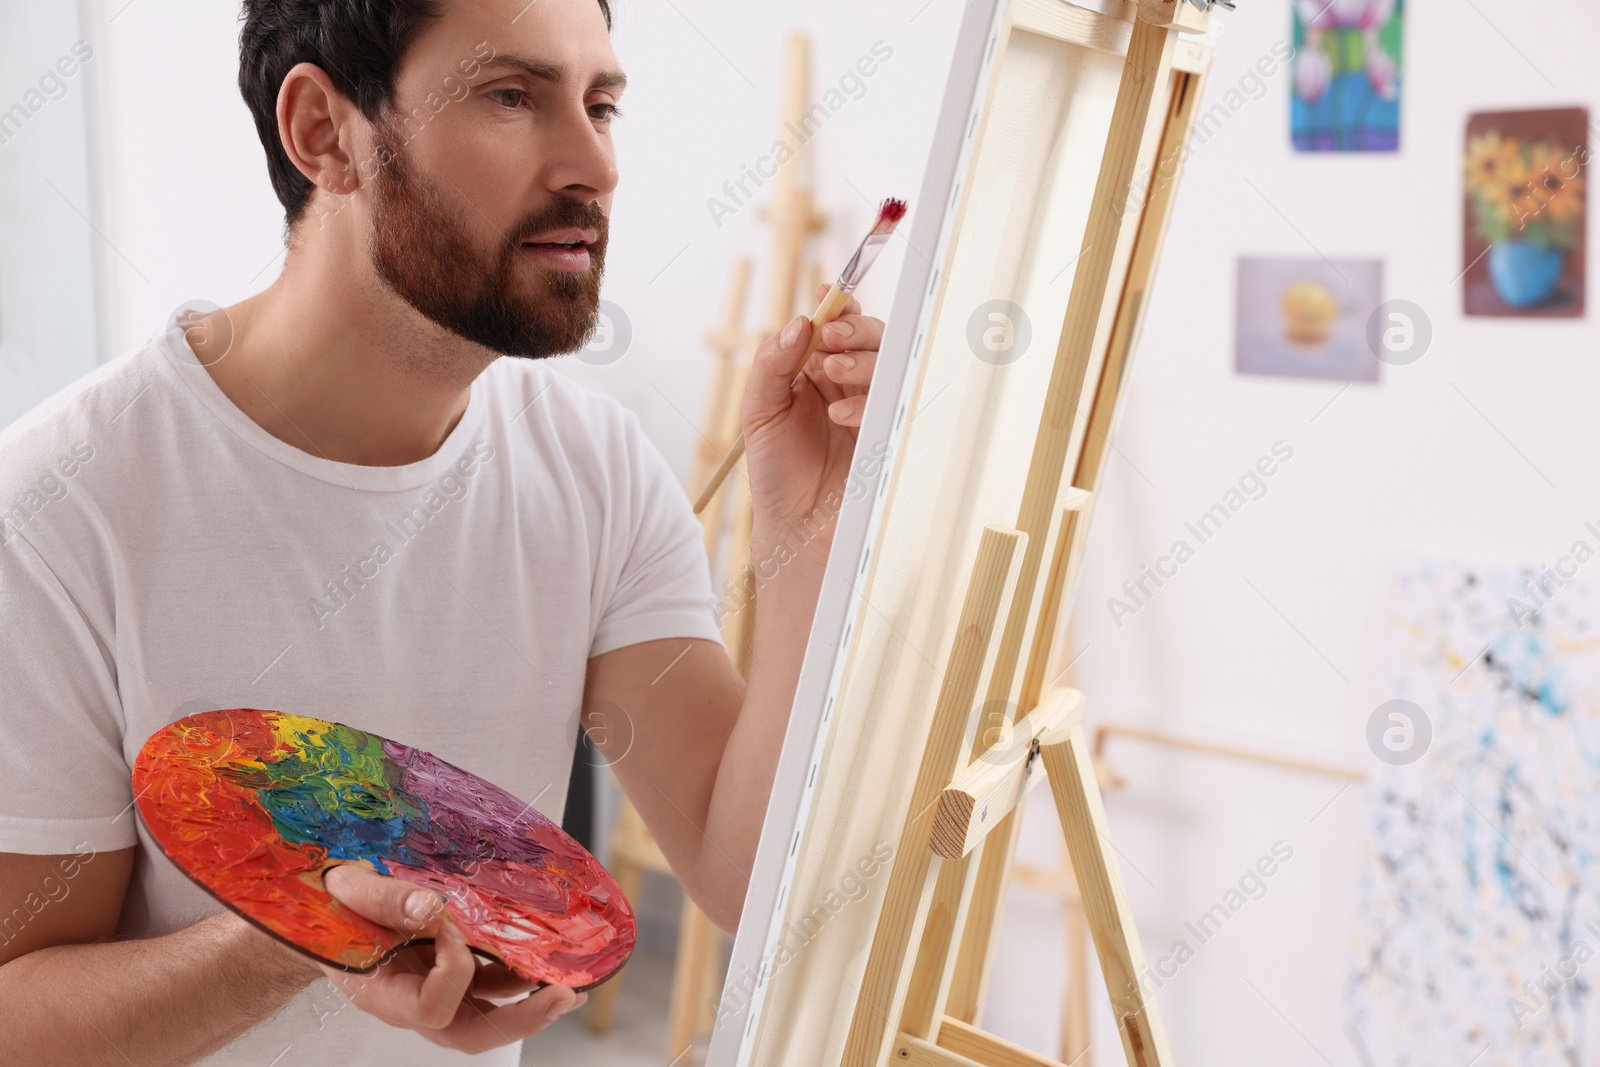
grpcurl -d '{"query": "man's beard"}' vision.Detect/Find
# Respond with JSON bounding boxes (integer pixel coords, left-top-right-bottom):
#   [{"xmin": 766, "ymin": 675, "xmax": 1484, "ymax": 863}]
[{"xmin": 366, "ymin": 123, "xmax": 609, "ymax": 359}]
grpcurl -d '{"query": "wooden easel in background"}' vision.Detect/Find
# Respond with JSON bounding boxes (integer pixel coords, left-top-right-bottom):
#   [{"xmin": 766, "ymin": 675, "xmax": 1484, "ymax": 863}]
[{"xmin": 587, "ymin": 31, "xmax": 827, "ymax": 1062}]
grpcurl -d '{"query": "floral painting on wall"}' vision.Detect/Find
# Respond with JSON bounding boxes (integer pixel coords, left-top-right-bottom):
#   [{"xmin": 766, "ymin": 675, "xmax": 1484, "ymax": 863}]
[
  {"xmin": 1464, "ymin": 108, "xmax": 1588, "ymax": 318},
  {"xmin": 1291, "ymin": 0, "xmax": 1404, "ymax": 152}
]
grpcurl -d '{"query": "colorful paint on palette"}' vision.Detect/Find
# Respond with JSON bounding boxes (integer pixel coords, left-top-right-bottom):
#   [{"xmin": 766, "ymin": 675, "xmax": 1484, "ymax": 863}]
[{"xmin": 133, "ymin": 709, "xmax": 634, "ymax": 990}]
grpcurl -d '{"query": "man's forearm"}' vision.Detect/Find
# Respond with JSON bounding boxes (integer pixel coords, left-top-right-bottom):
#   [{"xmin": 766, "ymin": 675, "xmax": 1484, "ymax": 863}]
[
  {"xmin": 697, "ymin": 528, "xmax": 831, "ymax": 930},
  {"xmin": 1, "ymin": 910, "xmax": 320, "ymax": 1066}
]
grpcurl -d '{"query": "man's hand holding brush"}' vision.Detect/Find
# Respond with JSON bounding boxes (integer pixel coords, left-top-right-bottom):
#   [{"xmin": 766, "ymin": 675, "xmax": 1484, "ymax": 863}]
[
  {"xmin": 739, "ymin": 281, "xmax": 885, "ymax": 559},
  {"xmin": 695, "ymin": 196, "xmax": 906, "ymax": 578}
]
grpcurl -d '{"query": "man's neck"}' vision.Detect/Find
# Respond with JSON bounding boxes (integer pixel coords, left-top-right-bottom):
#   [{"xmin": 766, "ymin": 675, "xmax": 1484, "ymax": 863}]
[{"xmin": 194, "ymin": 236, "xmax": 493, "ymax": 468}]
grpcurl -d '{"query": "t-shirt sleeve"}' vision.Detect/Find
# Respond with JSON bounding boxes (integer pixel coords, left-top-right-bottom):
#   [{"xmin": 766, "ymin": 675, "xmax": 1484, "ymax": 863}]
[
  {"xmin": 588, "ymin": 410, "xmax": 726, "ymax": 659},
  {"xmin": 0, "ymin": 531, "xmax": 136, "ymax": 854}
]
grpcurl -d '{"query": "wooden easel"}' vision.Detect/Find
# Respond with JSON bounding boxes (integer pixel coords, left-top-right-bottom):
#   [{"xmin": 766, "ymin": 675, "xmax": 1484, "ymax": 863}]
[
  {"xmin": 842, "ymin": 526, "xmax": 1172, "ymax": 1067},
  {"xmin": 710, "ymin": 28, "xmax": 828, "ymax": 673},
  {"xmin": 1012, "ymin": 632, "xmax": 1365, "ymax": 1067},
  {"xmin": 836, "ymin": 8, "xmax": 1219, "ymax": 1067},
  {"xmin": 1010, "ymin": 617, "xmax": 1100, "ymax": 1066},
  {"xmin": 588, "ymin": 30, "xmax": 827, "ymax": 1062}
]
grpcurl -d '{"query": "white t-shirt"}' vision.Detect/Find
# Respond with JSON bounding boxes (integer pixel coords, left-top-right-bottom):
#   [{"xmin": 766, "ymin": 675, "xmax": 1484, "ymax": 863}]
[{"xmin": 0, "ymin": 316, "xmax": 724, "ymax": 1064}]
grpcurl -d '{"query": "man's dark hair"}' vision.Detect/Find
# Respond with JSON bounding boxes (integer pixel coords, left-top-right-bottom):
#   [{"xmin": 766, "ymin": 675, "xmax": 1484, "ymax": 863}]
[{"xmin": 238, "ymin": 0, "xmax": 613, "ymax": 233}]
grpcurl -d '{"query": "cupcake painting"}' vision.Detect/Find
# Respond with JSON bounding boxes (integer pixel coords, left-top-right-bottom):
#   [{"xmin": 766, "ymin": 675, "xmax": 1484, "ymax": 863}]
[{"xmin": 1236, "ymin": 257, "xmax": 1383, "ymax": 382}]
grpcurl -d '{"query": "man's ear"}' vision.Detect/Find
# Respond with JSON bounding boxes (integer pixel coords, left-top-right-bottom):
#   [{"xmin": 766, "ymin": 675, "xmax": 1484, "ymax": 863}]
[{"xmin": 277, "ymin": 61, "xmax": 362, "ymax": 200}]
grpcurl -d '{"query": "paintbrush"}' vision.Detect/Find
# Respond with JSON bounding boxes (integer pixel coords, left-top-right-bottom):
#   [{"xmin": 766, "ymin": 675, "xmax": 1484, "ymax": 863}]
[{"xmin": 692, "ymin": 197, "xmax": 908, "ymax": 516}]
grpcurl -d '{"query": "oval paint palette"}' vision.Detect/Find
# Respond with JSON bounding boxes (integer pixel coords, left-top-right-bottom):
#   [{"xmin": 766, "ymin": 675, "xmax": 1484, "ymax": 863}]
[{"xmin": 132, "ymin": 709, "xmax": 634, "ymax": 990}]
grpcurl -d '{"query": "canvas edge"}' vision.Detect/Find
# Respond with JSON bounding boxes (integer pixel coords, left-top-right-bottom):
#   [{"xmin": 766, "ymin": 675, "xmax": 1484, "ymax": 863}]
[{"xmin": 703, "ymin": 1, "xmax": 1014, "ymax": 1063}]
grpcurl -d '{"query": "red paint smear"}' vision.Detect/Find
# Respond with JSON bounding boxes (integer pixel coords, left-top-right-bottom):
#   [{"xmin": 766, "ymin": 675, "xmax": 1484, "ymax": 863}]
[{"xmin": 391, "ymin": 861, "xmax": 626, "ymax": 988}]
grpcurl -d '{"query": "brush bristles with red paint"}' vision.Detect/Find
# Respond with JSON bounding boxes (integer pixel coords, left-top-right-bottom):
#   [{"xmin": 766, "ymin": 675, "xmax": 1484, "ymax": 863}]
[
  {"xmin": 692, "ymin": 194, "xmax": 911, "ymax": 515},
  {"xmin": 840, "ymin": 197, "xmax": 909, "ymax": 291},
  {"xmin": 872, "ymin": 197, "xmax": 909, "ymax": 236}
]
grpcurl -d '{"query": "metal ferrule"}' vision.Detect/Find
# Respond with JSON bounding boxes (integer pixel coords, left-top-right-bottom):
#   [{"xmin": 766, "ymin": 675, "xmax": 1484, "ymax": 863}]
[{"xmin": 836, "ymin": 233, "xmax": 892, "ymax": 293}]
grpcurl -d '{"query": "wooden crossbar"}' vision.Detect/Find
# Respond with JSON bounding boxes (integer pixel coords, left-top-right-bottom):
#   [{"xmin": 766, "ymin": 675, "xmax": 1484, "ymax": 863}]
[{"xmin": 930, "ymin": 687, "xmax": 1084, "ymax": 860}]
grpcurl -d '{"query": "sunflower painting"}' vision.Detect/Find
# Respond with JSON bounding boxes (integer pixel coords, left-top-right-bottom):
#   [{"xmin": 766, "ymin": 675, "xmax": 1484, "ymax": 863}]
[{"xmin": 1464, "ymin": 109, "xmax": 1588, "ymax": 318}]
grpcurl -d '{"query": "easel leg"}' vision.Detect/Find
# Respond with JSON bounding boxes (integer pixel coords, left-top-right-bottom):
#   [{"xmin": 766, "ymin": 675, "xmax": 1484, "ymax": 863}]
[
  {"xmin": 668, "ymin": 901, "xmax": 722, "ymax": 1059},
  {"xmin": 1039, "ymin": 725, "xmax": 1172, "ymax": 1067},
  {"xmin": 948, "ymin": 502, "xmax": 1085, "ymax": 1026},
  {"xmin": 945, "ymin": 806, "xmax": 1021, "ymax": 1025},
  {"xmin": 901, "ymin": 845, "xmax": 983, "ymax": 1041},
  {"xmin": 842, "ymin": 527, "xmax": 1027, "ymax": 1067},
  {"xmin": 586, "ymin": 860, "xmax": 645, "ymax": 1034},
  {"xmin": 1063, "ymin": 856, "xmax": 1092, "ymax": 1066}
]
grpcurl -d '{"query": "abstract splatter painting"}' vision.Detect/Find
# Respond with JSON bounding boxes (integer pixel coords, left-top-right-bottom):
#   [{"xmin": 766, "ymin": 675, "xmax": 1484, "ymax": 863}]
[
  {"xmin": 1348, "ymin": 558, "xmax": 1600, "ymax": 1065},
  {"xmin": 134, "ymin": 709, "xmax": 634, "ymax": 990}
]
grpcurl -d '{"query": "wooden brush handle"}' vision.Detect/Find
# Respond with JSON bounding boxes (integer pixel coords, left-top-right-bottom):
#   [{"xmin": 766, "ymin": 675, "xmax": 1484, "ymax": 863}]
[
  {"xmin": 692, "ymin": 284, "xmax": 854, "ymax": 515},
  {"xmin": 783, "ymin": 283, "xmax": 852, "ymax": 380}
]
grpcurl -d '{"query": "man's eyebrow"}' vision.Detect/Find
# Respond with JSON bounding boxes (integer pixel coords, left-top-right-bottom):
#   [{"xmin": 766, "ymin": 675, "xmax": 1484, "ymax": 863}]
[{"xmin": 477, "ymin": 53, "xmax": 627, "ymax": 92}]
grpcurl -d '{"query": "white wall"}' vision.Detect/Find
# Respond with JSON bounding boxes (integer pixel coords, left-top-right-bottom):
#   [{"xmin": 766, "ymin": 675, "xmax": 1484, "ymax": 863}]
[
  {"xmin": 1063, "ymin": 1, "xmax": 1600, "ymax": 1063},
  {"xmin": 0, "ymin": 0, "xmax": 101, "ymax": 427},
  {"xmin": 44, "ymin": 0, "xmax": 1600, "ymax": 1063}
]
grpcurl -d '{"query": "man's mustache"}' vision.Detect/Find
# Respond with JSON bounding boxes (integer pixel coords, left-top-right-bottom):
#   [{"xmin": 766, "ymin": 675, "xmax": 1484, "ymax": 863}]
[{"xmin": 510, "ymin": 200, "xmax": 610, "ymax": 247}]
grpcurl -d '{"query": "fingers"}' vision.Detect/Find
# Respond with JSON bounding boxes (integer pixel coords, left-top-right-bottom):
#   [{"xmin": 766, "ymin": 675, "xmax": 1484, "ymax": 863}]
[
  {"xmin": 409, "ymin": 914, "xmax": 480, "ymax": 1028},
  {"xmin": 425, "ymin": 982, "xmax": 589, "ymax": 1054},
  {"xmin": 743, "ymin": 313, "xmax": 814, "ymax": 431},
  {"xmin": 821, "ymin": 349, "xmax": 876, "ymax": 389},
  {"xmin": 827, "ymin": 396, "xmax": 867, "ymax": 428},
  {"xmin": 323, "ymin": 862, "xmax": 445, "ymax": 937},
  {"xmin": 322, "ymin": 925, "xmax": 589, "ymax": 1054},
  {"xmin": 744, "ymin": 284, "xmax": 880, "ymax": 435},
  {"xmin": 469, "ymin": 960, "xmax": 538, "ymax": 1002},
  {"xmin": 316, "ymin": 862, "xmax": 585, "ymax": 1042},
  {"xmin": 814, "ymin": 281, "xmax": 862, "ymax": 317},
  {"xmin": 322, "ymin": 916, "xmax": 477, "ymax": 1034},
  {"xmin": 816, "ymin": 314, "xmax": 883, "ymax": 356}
]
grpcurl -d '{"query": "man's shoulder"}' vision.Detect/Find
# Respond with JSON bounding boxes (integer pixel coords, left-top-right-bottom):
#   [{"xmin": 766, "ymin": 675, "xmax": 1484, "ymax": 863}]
[{"xmin": 0, "ymin": 333, "xmax": 168, "ymax": 501}]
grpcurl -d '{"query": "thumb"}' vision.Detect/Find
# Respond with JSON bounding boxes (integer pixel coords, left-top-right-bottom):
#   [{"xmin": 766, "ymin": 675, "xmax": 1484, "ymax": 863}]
[
  {"xmin": 323, "ymin": 862, "xmax": 446, "ymax": 936},
  {"xmin": 743, "ymin": 314, "xmax": 812, "ymax": 433}
]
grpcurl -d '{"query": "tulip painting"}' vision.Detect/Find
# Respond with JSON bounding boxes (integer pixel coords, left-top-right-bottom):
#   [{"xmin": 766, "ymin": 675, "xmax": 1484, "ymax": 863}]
[
  {"xmin": 1462, "ymin": 109, "xmax": 1588, "ymax": 318},
  {"xmin": 1291, "ymin": 0, "xmax": 1404, "ymax": 152}
]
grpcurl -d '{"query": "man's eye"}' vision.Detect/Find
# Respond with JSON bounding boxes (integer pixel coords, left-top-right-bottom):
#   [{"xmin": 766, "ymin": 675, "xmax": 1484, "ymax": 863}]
[
  {"xmin": 489, "ymin": 88, "xmax": 525, "ymax": 110},
  {"xmin": 589, "ymin": 102, "xmax": 622, "ymax": 123}
]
